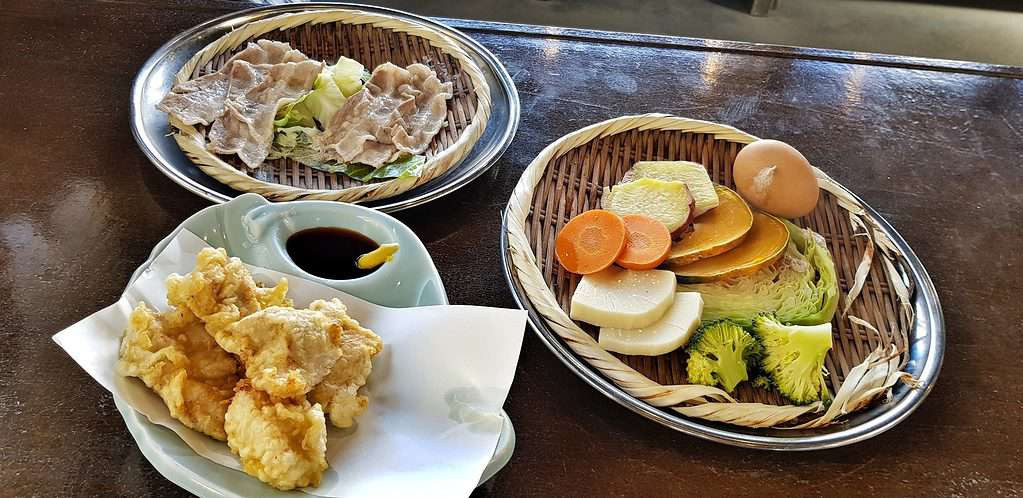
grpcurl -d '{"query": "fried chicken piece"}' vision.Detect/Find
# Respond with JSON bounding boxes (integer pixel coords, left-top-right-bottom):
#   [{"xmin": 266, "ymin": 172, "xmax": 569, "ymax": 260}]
[
  {"xmin": 166, "ymin": 247, "xmax": 291, "ymax": 327},
  {"xmin": 225, "ymin": 380, "xmax": 327, "ymax": 490},
  {"xmin": 308, "ymin": 299, "xmax": 384, "ymax": 428},
  {"xmin": 117, "ymin": 303, "xmax": 239, "ymax": 440},
  {"xmin": 211, "ymin": 305, "xmax": 344, "ymax": 399}
]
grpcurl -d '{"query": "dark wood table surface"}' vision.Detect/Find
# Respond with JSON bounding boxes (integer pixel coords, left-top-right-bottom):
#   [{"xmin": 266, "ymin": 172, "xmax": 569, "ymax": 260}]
[{"xmin": 2, "ymin": 1, "xmax": 1022, "ymax": 496}]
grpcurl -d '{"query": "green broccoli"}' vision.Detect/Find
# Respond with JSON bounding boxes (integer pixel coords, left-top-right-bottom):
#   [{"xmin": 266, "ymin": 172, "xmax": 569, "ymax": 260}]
[
  {"xmin": 751, "ymin": 375, "xmax": 773, "ymax": 390},
  {"xmin": 685, "ymin": 320, "xmax": 762, "ymax": 393},
  {"xmin": 751, "ymin": 313, "xmax": 834, "ymax": 404}
]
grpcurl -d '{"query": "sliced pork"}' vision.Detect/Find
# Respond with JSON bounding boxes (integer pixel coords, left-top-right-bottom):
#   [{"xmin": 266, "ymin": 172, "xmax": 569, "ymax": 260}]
[
  {"xmin": 157, "ymin": 40, "xmax": 310, "ymax": 127},
  {"xmin": 316, "ymin": 63, "xmax": 453, "ymax": 167}
]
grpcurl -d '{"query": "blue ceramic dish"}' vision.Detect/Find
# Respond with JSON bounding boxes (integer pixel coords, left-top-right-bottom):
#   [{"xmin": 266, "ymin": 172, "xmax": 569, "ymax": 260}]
[{"xmin": 114, "ymin": 194, "xmax": 514, "ymax": 497}]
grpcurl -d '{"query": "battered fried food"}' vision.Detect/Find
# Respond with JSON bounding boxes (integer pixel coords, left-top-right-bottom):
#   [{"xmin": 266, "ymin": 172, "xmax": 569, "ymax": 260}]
[
  {"xmin": 166, "ymin": 247, "xmax": 291, "ymax": 327},
  {"xmin": 116, "ymin": 303, "xmax": 239, "ymax": 440},
  {"xmin": 212, "ymin": 305, "xmax": 345, "ymax": 399},
  {"xmin": 225, "ymin": 380, "xmax": 328, "ymax": 490},
  {"xmin": 119, "ymin": 246, "xmax": 384, "ymax": 491},
  {"xmin": 308, "ymin": 298, "xmax": 384, "ymax": 428}
]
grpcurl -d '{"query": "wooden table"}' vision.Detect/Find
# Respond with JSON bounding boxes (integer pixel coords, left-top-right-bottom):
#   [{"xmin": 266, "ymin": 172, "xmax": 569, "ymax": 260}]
[{"xmin": 2, "ymin": 1, "xmax": 1021, "ymax": 496}]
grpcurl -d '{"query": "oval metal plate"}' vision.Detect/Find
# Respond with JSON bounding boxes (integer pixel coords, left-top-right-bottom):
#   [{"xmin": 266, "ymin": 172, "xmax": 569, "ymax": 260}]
[
  {"xmin": 501, "ymin": 189, "xmax": 944, "ymax": 450},
  {"xmin": 130, "ymin": 3, "xmax": 520, "ymax": 213}
]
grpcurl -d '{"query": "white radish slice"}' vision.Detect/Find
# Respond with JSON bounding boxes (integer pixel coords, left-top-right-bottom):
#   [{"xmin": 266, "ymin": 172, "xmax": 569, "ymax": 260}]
[
  {"xmin": 598, "ymin": 292, "xmax": 704, "ymax": 356},
  {"xmin": 569, "ymin": 266, "xmax": 676, "ymax": 329}
]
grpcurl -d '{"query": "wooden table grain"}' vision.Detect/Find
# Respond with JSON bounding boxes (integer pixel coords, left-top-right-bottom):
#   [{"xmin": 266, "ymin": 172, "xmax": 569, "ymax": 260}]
[{"xmin": 1, "ymin": 1, "xmax": 1021, "ymax": 496}]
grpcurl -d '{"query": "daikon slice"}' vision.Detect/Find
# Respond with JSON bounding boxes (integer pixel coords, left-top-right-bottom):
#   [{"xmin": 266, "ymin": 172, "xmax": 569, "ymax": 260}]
[
  {"xmin": 569, "ymin": 266, "xmax": 676, "ymax": 329},
  {"xmin": 598, "ymin": 292, "xmax": 703, "ymax": 356}
]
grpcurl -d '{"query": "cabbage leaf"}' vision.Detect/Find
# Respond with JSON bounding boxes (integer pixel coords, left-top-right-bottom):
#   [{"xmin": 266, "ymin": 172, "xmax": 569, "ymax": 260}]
[
  {"xmin": 312, "ymin": 155, "xmax": 426, "ymax": 182},
  {"xmin": 330, "ymin": 57, "xmax": 367, "ymax": 97},
  {"xmin": 267, "ymin": 126, "xmax": 322, "ymax": 165},
  {"xmin": 273, "ymin": 56, "xmax": 366, "ymax": 128}
]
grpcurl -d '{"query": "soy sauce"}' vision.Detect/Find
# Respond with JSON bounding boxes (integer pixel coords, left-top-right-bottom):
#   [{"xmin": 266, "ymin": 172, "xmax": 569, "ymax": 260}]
[{"xmin": 286, "ymin": 227, "xmax": 380, "ymax": 280}]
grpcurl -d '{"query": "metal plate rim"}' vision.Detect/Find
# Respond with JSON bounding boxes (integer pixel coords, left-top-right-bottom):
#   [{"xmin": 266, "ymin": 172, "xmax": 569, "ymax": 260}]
[
  {"xmin": 130, "ymin": 2, "xmax": 520, "ymax": 213},
  {"xmin": 500, "ymin": 182, "xmax": 944, "ymax": 451}
]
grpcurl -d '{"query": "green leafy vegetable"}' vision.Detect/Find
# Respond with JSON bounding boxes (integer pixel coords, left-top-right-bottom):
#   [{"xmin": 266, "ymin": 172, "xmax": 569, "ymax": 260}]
[
  {"xmin": 274, "ymin": 56, "xmax": 367, "ymax": 128},
  {"xmin": 686, "ymin": 320, "xmax": 762, "ymax": 393},
  {"xmin": 676, "ymin": 222, "xmax": 838, "ymax": 327},
  {"xmin": 267, "ymin": 126, "xmax": 323, "ymax": 166},
  {"xmin": 752, "ymin": 313, "xmax": 833, "ymax": 404},
  {"xmin": 330, "ymin": 57, "xmax": 368, "ymax": 97},
  {"xmin": 302, "ymin": 70, "xmax": 345, "ymax": 125},
  {"xmin": 315, "ymin": 155, "xmax": 426, "ymax": 182},
  {"xmin": 273, "ymin": 95, "xmax": 315, "ymax": 128}
]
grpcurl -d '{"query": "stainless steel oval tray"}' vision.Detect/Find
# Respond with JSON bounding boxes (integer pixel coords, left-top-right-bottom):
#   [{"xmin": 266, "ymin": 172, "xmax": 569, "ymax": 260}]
[
  {"xmin": 500, "ymin": 116, "xmax": 944, "ymax": 450},
  {"xmin": 131, "ymin": 3, "xmax": 519, "ymax": 213}
]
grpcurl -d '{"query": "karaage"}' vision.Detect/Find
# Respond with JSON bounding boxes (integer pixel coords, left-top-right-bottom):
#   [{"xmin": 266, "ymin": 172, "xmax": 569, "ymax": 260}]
[
  {"xmin": 225, "ymin": 380, "xmax": 328, "ymax": 490},
  {"xmin": 165, "ymin": 247, "xmax": 291, "ymax": 327},
  {"xmin": 308, "ymin": 298, "xmax": 383, "ymax": 428},
  {"xmin": 116, "ymin": 303, "xmax": 239, "ymax": 440},
  {"xmin": 212, "ymin": 305, "xmax": 344, "ymax": 399}
]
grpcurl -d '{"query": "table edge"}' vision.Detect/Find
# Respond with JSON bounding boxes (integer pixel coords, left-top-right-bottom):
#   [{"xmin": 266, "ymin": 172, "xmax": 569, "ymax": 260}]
[{"xmin": 438, "ymin": 17, "xmax": 1023, "ymax": 79}]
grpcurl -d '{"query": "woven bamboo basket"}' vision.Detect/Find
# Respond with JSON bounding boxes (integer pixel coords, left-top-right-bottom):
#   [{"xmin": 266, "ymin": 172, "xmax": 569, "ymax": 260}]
[
  {"xmin": 506, "ymin": 114, "xmax": 920, "ymax": 428},
  {"xmin": 165, "ymin": 9, "xmax": 491, "ymax": 202}
]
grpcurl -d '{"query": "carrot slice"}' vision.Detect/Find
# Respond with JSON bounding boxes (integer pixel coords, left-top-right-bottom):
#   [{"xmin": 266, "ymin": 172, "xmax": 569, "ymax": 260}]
[
  {"xmin": 616, "ymin": 214, "xmax": 672, "ymax": 270},
  {"xmin": 555, "ymin": 210, "xmax": 627, "ymax": 274}
]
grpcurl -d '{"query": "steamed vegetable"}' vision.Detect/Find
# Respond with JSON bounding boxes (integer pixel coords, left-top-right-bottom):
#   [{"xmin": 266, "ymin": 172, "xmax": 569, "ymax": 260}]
[
  {"xmin": 555, "ymin": 210, "xmax": 627, "ymax": 274},
  {"xmin": 268, "ymin": 127, "xmax": 426, "ymax": 182},
  {"xmin": 315, "ymin": 155, "xmax": 427, "ymax": 182},
  {"xmin": 751, "ymin": 313, "xmax": 833, "ymax": 404},
  {"xmin": 598, "ymin": 292, "xmax": 703, "ymax": 356},
  {"xmin": 602, "ymin": 178, "xmax": 694, "ymax": 234},
  {"xmin": 570, "ymin": 266, "xmax": 677, "ymax": 329},
  {"xmin": 329, "ymin": 57, "xmax": 368, "ymax": 97},
  {"xmin": 267, "ymin": 126, "xmax": 323, "ymax": 166},
  {"xmin": 667, "ymin": 186, "xmax": 753, "ymax": 265},
  {"xmin": 616, "ymin": 214, "xmax": 672, "ymax": 270},
  {"xmin": 626, "ymin": 161, "xmax": 719, "ymax": 216},
  {"xmin": 676, "ymin": 222, "xmax": 838, "ymax": 326},
  {"xmin": 274, "ymin": 56, "xmax": 366, "ymax": 128},
  {"xmin": 685, "ymin": 320, "xmax": 762, "ymax": 393},
  {"xmin": 668, "ymin": 212, "xmax": 789, "ymax": 283}
]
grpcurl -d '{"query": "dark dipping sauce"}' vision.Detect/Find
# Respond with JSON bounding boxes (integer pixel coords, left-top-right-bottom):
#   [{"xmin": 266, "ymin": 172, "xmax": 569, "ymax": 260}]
[{"xmin": 286, "ymin": 227, "xmax": 380, "ymax": 280}]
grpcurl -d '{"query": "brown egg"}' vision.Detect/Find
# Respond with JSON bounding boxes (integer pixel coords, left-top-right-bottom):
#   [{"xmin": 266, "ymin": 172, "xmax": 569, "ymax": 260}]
[{"xmin": 732, "ymin": 139, "xmax": 820, "ymax": 219}]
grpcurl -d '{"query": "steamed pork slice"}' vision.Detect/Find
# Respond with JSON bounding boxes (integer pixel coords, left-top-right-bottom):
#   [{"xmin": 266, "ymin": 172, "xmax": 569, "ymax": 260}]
[
  {"xmin": 391, "ymin": 64, "xmax": 454, "ymax": 155},
  {"xmin": 316, "ymin": 62, "xmax": 453, "ymax": 167},
  {"xmin": 231, "ymin": 39, "xmax": 309, "ymax": 65},
  {"xmin": 308, "ymin": 298, "xmax": 383, "ymax": 428},
  {"xmin": 225, "ymin": 381, "xmax": 327, "ymax": 491},
  {"xmin": 157, "ymin": 40, "xmax": 308, "ymax": 126},
  {"xmin": 207, "ymin": 59, "xmax": 323, "ymax": 168},
  {"xmin": 116, "ymin": 303, "xmax": 239, "ymax": 440}
]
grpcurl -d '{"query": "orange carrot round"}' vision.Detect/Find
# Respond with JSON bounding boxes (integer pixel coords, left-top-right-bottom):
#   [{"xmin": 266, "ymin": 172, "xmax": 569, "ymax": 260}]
[
  {"xmin": 555, "ymin": 210, "xmax": 627, "ymax": 274},
  {"xmin": 616, "ymin": 214, "xmax": 672, "ymax": 270}
]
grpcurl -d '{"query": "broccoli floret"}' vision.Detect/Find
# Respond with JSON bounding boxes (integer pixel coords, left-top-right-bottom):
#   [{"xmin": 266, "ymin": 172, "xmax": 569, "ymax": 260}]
[
  {"xmin": 751, "ymin": 313, "xmax": 833, "ymax": 404},
  {"xmin": 685, "ymin": 320, "xmax": 762, "ymax": 393},
  {"xmin": 751, "ymin": 375, "xmax": 773, "ymax": 390}
]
